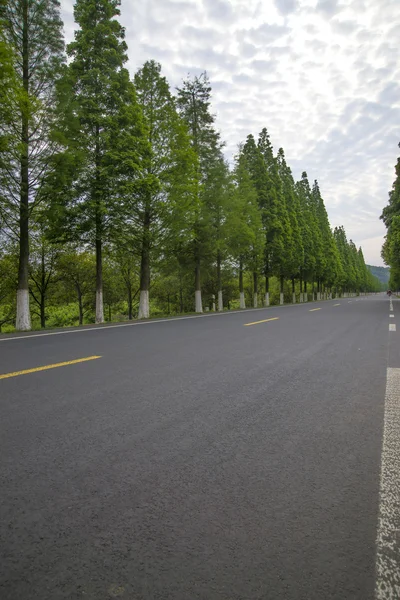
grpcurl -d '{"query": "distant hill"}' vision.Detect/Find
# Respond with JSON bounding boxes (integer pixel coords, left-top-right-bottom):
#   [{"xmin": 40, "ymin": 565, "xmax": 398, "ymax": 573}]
[{"xmin": 367, "ymin": 265, "xmax": 390, "ymax": 286}]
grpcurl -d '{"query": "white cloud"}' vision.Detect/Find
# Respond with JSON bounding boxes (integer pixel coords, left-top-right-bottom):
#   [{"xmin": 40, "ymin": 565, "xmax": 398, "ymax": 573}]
[{"xmin": 60, "ymin": 0, "xmax": 400, "ymax": 266}]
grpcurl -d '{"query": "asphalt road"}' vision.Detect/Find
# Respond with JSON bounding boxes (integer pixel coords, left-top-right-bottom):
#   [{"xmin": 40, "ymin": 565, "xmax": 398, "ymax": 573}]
[{"xmin": 0, "ymin": 294, "xmax": 398, "ymax": 600}]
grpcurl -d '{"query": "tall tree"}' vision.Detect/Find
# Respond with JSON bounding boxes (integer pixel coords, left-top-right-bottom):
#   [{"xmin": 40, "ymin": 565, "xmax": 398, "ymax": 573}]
[
  {"xmin": 381, "ymin": 144, "xmax": 400, "ymax": 285},
  {"xmin": 295, "ymin": 172, "xmax": 322, "ymax": 300},
  {"xmin": 202, "ymin": 156, "xmax": 231, "ymax": 311},
  {"xmin": 312, "ymin": 180, "xmax": 339, "ymax": 297},
  {"xmin": 177, "ymin": 72, "xmax": 222, "ymax": 312},
  {"xmin": 230, "ymin": 147, "xmax": 264, "ymax": 308},
  {"xmin": 0, "ymin": 0, "xmax": 65, "ymax": 330},
  {"xmin": 50, "ymin": 0, "xmax": 149, "ymax": 323},
  {"xmin": 133, "ymin": 60, "xmax": 196, "ymax": 318},
  {"xmin": 276, "ymin": 148, "xmax": 303, "ymax": 302},
  {"xmin": 257, "ymin": 128, "xmax": 293, "ymax": 304},
  {"xmin": 242, "ymin": 134, "xmax": 269, "ymax": 306}
]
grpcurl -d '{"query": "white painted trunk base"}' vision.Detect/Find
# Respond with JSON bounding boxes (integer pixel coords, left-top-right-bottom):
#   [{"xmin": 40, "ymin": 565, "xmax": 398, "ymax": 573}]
[
  {"xmin": 212, "ymin": 302, "xmax": 216, "ymax": 311},
  {"xmin": 280, "ymin": 292, "xmax": 284, "ymax": 305},
  {"xmin": 265, "ymin": 292, "xmax": 270, "ymax": 307},
  {"xmin": 96, "ymin": 289, "xmax": 104, "ymax": 323},
  {"xmin": 240, "ymin": 292, "xmax": 246, "ymax": 309},
  {"xmin": 317, "ymin": 292, "xmax": 321, "ymax": 301},
  {"xmin": 304, "ymin": 293, "xmax": 308, "ymax": 302},
  {"xmin": 299, "ymin": 293, "xmax": 303, "ymax": 303},
  {"xmin": 253, "ymin": 293, "xmax": 258, "ymax": 308},
  {"xmin": 195, "ymin": 290, "xmax": 203, "ymax": 313},
  {"xmin": 292, "ymin": 293, "xmax": 296, "ymax": 304},
  {"xmin": 138, "ymin": 290, "xmax": 150, "ymax": 319},
  {"xmin": 218, "ymin": 290, "xmax": 223, "ymax": 311},
  {"xmin": 16, "ymin": 289, "xmax": 31, "ymax": 331},
  {"xmin": 375, "ymin": 368, "xmax": 400, "ymax": 598}
]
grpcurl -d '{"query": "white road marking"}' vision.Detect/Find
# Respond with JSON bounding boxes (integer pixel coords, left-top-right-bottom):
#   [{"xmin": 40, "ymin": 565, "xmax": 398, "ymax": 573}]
[
  {"xmin": 390, "ymin": 315, "xmax": 394, "ymax": 318},
  {"xmin": 375, "ymin": 368, "xmax": 400, "ymax": 599},
  {"xmin": 389, "ymin": 324, "xmax": 396, "ymax": 332}
]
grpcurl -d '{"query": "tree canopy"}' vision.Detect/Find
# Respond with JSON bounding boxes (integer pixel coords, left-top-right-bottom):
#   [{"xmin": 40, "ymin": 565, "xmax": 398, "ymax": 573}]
[{"xmin": 0, "ymin": 1, "xmax": 381, "ymax": 331}]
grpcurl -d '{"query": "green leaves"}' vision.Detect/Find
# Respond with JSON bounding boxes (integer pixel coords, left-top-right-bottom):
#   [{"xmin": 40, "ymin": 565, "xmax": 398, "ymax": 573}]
[{"xmin": 381, "ymin": 148, "xmax": 400, "ymax": 287}]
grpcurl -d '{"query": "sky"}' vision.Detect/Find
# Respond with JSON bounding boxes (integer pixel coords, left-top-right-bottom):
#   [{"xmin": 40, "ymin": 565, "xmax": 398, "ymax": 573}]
[{"xmin": 60, "ymin": 0, "xmax": 400, "ymax": 266}]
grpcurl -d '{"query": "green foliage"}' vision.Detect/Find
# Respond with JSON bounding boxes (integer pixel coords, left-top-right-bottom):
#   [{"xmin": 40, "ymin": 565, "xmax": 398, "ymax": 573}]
[
  {"xmin": 0, "ymin": 10, "xmax": 379, "ymax": 329},
  {"xmin": 367, "ymin": 265, "xmax": 390, "ymax": 287},
  {"xmin": 381, "ymin": 146, "xmax": 400, "ymax": 288}
]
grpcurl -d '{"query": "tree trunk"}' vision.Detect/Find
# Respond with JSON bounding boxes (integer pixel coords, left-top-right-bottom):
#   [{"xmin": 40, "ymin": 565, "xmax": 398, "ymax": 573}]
[
  {"xmin": 77, "ymin": 286, "xmax": 83, "ymax": 325},
  {"xmin": 265, "ymin": 275, "xmax": 270, "ymax": 306},
  {"xmin": 292, "ymin": 277, "xmax": 296, "ymax": 304},
  {"xmin": 16, "ymin": 0, "xmax": 31, "ymax": 331},
  {"xmin": 40, "ymin": 246, "xmax": 46, "ymax": 328},
  {"xmin": 299, "ymin": 276, "xmax": 303, "ymax": 303},
  {"xmin": 40, "ymin": 293, "xmax": 45, "ymax": 328},
  {"xmin": 108, "ymin": 303, "xmax": 111, "ymax": 322},
  {"xmin": 127, "ymin": 286, "xmax": 132, "ymax": 320},
  {"xmin": 94, "ymin": 122, "xmax": 104, "ymax": 324},
  {"xmin": 138, "ymin": 207, "xmax": 151, "ymax": 319},
  {"xmin": 194, "ymin": 242, "xmax": 202, "ymax": 313},
  {"xmin": 239, "ymin": 258, "xmax": 245, "ymax": 309},
  {"xmin": 217, "ymin": 250, "xmax": 223, "ymax": 311},
  {"xmin": 280, "ymin": 275, "xmax": 284, "ymax": 305},
  {"xmin": 95, "ymin": 236, "xmax": 104, "ymax": 323},
  {"xmin": 304, "ymin": 280, "xmax": 308, "ymax": 302},
  {"xmin": 253, "ymin": 271, "xmax": 258, "ymax": 308},
  {"xmin": 179, "ymin": 286, "xmax": 184, "ymax": 313}
]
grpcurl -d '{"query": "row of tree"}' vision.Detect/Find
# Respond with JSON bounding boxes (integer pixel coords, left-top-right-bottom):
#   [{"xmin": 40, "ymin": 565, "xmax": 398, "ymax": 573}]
[
  {"xmin": 0, "ymin": 0, "xmax": 382, "ymax": 331},
  {"xmin": 381, "ymin": 144, "xmax": 400, "ymax": 287}
]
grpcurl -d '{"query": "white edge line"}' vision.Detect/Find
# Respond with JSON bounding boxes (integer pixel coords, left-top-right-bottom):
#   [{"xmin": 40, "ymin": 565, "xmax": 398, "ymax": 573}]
[
  {"xmin": 389, "ymin": 324, "xmax": 396, "ymax": 332},
  {"xmin": 375, "ymin": 368, "xmax": 400, "ymax": 599},
  {"xmin": 0, "ymin": 296, "xmax": 360, "ymax": 343},
  {"xmin": 0, "ymin": 299, "xmax": 339, "ymax": 342}
]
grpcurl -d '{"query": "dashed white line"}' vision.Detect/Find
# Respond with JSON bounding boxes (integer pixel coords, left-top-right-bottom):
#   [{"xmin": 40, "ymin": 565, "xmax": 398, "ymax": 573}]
[
  {"xmin": 390, "ymin": 315, "xmax": 394, "ymax": 318},
  {"xmin": 375, "ymin": 368, "xmax": 400, "ymax": 599},
  {"xmin": 389, "ymin": 324, "xmax": 396, "ymax": 332}
]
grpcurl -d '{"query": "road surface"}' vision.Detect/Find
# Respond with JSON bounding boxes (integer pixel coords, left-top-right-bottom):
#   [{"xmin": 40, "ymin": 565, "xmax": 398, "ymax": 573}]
[{"xmin": 1, "ymin": 294, "xmax": 399, "ymax": 599}]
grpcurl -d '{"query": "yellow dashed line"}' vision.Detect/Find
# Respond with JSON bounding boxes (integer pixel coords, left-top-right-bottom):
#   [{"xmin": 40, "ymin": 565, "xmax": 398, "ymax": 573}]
[
  {"xmin": 334, "ymin": 303, "xmax": 341, "ymax": 306},
  {"xmin": 309, "ymin": 308, "xmax": 322, "ymax": 312},
  {"xmin": 244, "ymin": 317, "xmax": 280, "ymax": 327},
  {"xmin": 0, "ymin": 356, "xmax": 102, "ymax": 380}
]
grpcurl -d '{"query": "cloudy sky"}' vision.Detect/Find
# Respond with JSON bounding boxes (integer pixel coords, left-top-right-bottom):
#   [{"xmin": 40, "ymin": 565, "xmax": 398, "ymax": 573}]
[{"xmin": 61, "ymin": 0, "xmax": 400, "ymax": 266}]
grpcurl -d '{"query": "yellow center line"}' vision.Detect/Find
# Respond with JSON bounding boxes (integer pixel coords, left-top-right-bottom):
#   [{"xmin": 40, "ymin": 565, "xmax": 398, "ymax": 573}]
[
  {"xmin": 309, "ymin": 308, "xmax": 322, "ymax": 312},
  {"xmin": 0, "ymin": 356, "xmax": 102, "ymax": 380},
  {"xmin": 334, "ymin": 303, "xmax": 341, "ymax": 306},
  {"xmin": 244, "ymin": 317, "xmax": 280, "ymax": 327}
]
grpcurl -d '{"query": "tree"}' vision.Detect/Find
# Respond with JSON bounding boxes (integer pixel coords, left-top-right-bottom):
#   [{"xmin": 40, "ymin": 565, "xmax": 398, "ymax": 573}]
[
  {"xmin": 133, "ymin": 60, "xmax": 196, "ymax": 318},
  {"xmin": 276, "ymin": 148, "xmax": 303, "ymax": 302},
  {"xmin": 257, "ymin": 128, "xmax": 293, "ymax": 304},
  {"xmin": 381, "ymin": 144, "xmax": 400, "ymax": 283},
  {"xmin": 50, "ymin": 0, "xmax": 150, "ymax": 323},
  {"xmin": 0, "ymin": 0, "xmax": 65, "ymax": 330},
  {"xmin": 0, "ymin": 245, "xmax": 17, "ymax": 331},
  {"xmin": 312, "ymin": 180, "xmax": 339, "ymax": 297},
  {"xmin": 202, "ymin": 156, "xmax": 231, "ymax": 310},
  {"xmin": 177, "ymin": 72, "xmax": 222, "ymax": 312},
  {"xmin": 295, "ymin": 172, "xmax": 322, "ymax": 299},
  {"xmin": 57, "ymin": 250, "xmax": 95, "ymax": 325},
  {"xmin": 229, "ymin": 146, "xmax": 263, "ymax": 308},
  {"xmin": 242, "ymin": 134, "xmax": 269, "ymax": 306},
  {"xmin": 29, "ymin": 227, "xmax": 60, "ymax": 328}
]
